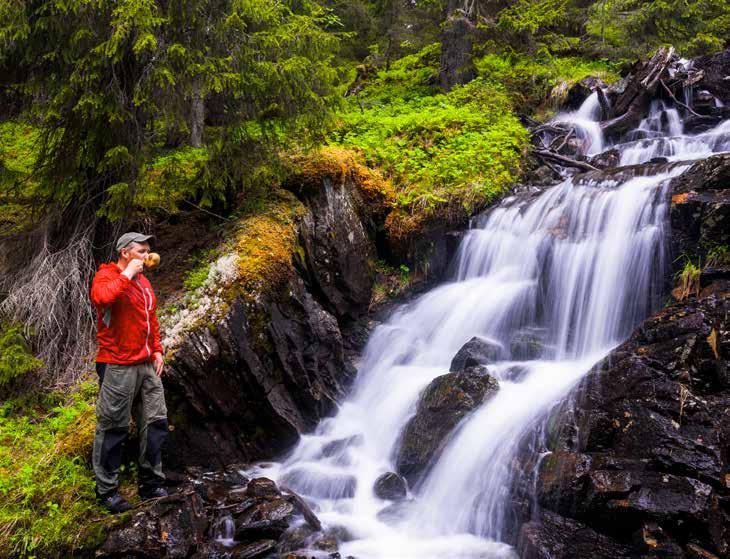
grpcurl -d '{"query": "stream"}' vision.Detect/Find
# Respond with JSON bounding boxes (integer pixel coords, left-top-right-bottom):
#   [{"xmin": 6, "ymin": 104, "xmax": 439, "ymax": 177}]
[{"xmin": 247, "ymin": 93, "xmax": 730, "ymax": 558}]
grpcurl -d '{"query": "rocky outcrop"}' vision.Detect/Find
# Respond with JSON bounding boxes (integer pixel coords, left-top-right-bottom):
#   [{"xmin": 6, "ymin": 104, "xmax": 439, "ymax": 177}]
[
  {"xmin": 164, "ymin": 277, "xmax": 355, "ymax": 469},
  {"xmin": 162, "ymin": 159, "xmax": 382, "ymax": 467},
  {"xmin": 97, "ymin": 468, "xmax": 338, "ymax": 559},
  {"xmin": 524, "ymin": 295, "xmax": 730, "ymax": 558},
  {"xmin": 669, "ymin": 152, "xmax": 730, "ymax": 274},
  {"xmin": 396, "ymin": 368, "xmax": 499, "ymax": 485},
  {"xmin": 693, "ymin": 48, "xmax": 730, "ymax": 107}
]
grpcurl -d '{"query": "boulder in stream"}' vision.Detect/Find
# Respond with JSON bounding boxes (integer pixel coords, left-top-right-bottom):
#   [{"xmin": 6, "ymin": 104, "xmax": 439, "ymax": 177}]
[
  {"xmin": 449, "ymin": 336, "xmax": 502, "ymax": 372},
  {"xmin": 396, "ymin": 368, "xmax": 499, "ymax": 485},
  {"xmin": 373, "ymin": 472, "xmax": 408, "ymax": 500},
  {"xmin": 509, "ymin": 328, "xmax": 553, "ymax": 360}
]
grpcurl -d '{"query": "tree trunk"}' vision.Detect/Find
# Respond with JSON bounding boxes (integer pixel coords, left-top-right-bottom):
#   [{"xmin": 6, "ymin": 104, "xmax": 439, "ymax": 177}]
[
  {"xmin": 189, "ymin": 79, "xmax": 205, "ymax": 148},
  {"xmin": 439, "ymin": 14, "xmax": 477, "ymax": 92}
]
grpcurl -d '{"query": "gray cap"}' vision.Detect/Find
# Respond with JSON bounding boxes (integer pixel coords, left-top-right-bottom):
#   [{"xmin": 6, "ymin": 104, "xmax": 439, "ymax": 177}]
[{"xmin": 116, "ymin": 232, "xmax": 154, "ymax": 251}]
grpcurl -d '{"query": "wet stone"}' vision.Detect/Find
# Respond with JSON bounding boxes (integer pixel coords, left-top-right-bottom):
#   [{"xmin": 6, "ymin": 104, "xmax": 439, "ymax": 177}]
[
  {"xmin": 509, "ymin": 328, "xmax": 552, "ymax": 360},
  {"xmin": 246, "ymin": 477, "xmax": 281, "ymax": 499},
  {"xmin": 449, "ymin": 336, "xmax": 501, "ymax": 372},
  {"xmin": 373, "ymin": 472, "xmax": 408, "ymax": 500},
  {"xmin": 396, "ymin": 369, "xmax": 499, "ymax": 485}
]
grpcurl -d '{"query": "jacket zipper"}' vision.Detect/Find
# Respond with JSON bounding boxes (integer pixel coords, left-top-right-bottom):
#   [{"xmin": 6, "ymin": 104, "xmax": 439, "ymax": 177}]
[{"xmin": 136, "ymin": 279, "xmax": 151, "ymax": 357}]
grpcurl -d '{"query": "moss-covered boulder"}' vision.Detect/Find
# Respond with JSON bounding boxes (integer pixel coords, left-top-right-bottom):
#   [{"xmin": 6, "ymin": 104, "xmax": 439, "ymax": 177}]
[{"xmin": 396, "ymin": 367, "xmax": 499, "ymax": 486}]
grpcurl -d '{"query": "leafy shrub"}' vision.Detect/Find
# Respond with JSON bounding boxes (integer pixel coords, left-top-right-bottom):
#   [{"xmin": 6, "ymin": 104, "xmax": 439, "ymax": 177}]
[
  {"xmin": 336, "ymin": 74, "xmax": 528, "ymax": 217},
  {"xmin": 474, "ymin": 52, "xmax": 619, "ymax": 110},
  {"xmin": 0, "ymin": 325, "xmax": 43, "ymax": 388}
]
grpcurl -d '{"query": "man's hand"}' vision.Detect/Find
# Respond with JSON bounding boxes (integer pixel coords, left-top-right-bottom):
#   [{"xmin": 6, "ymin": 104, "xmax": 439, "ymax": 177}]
[
  {"xmin": 152, "ymin": 352, "xmax": 164, "ymax": 377},
  {"xmin": 122, "ymin": 258, "xmax": 144, "ymax": 280}
]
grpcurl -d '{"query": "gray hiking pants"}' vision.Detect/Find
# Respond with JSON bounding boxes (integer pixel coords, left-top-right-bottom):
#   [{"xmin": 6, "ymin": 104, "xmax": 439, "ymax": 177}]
[{"xmin": 92, "ymin": 362, "xmax": 168, "ymax": 496}]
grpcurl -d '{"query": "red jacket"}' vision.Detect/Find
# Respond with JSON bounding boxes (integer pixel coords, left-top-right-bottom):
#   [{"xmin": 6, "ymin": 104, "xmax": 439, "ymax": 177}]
[{"xmin": 91, "ymin": 262, "xmax": 163, "ymax": 365}]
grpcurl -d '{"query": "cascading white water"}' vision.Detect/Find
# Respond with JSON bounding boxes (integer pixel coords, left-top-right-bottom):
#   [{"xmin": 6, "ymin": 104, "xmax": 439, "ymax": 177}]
[
  {"xmin": 249, "ymin": 94, "xmax": 730, "ymax": 559},
  {"xmin": 547, "ymin": 91, "xmax": 604, "ymax": 155}
]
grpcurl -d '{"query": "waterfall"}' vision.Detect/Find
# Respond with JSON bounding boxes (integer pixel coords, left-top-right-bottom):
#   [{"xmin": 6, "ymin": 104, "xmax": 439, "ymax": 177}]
[{"xmin": 249, "ymin": 95, "xmax": 730, "ymax": 559}]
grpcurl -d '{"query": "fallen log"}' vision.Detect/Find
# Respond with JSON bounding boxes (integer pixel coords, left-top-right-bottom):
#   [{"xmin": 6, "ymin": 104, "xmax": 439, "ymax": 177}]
[
  {"xmin": 533, "ymin": 150, "xmax": 599, "ymax": 172},
  {"xmin": 602, "ymin": 46, "xmax": 676, "ymax": 136},
  {"xmin": 659, "ymin": 79, "xmax": 713, "ymax": 120}
]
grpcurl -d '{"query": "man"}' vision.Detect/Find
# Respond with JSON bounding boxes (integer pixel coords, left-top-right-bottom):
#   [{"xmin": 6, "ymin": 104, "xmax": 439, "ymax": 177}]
[{"xmin": 91, "ymin": 232, "xmax": 168, "ymax": 513}]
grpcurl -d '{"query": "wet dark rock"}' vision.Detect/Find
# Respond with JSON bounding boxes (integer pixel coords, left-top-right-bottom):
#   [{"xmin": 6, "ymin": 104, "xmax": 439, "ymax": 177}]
[
  {"xmin": 504, "ymin": 365, "xmax": 530, "ymax": 382},
  {"xmin": 693, "ymin": 47, "xmax": 730, "ymax": 105},
  {"xmin": 246, "ymin": 477, "xmax": 280, "ymax": 499},
  {"xmin": 97, "ymin": 472, "xmax": 331, "ymax": 559},
  {"xmin": 321, "ymin": 434, "xmax": 364, "ymax": 458},
  {"xmin": 376, "ymin": 499, "xmax": 416, "ymax": 522},
  {"xmin": 518, "ymin": 510, "xmax": 634, "ymax": 559},
  {"xmin": 564, "ymin": 77, "xmax": 607, "ymax": 111},
  {"xmin": 510, "ymin": 328, "xmax": 552, "ymax": 360},
  {"xmin": 373, "ymin": 472, "xmax": 408, "ymax": 500},
  {"xmin": 396, "ymin": 369, "xmax": 499, "ymax": 485},
  {"xmin": 99, "ymin": 491, "xmax": 208, "ymax": 558},
  {"xmin": 525, "ymin": 164, "xmax": 562, "ymax": 186},
  {"xmin": 164, "ymin": 276, "xmax": 356, "ymax": 469},
  {"xmin": 449, "ymin": 336, "xmax": 502, "ymax": 372},
  {"xmin": 286, "ymin": 168, "xmax": 375, "ymax": 323},
  {"xmin": 228, "ymin": 540, "xmax": 278, "ymax": 559},
  {"xmin": 669, "ymin": 153, "xmax": 730, "ymax": 279},
  {"xmin": 534, "ymin": 296, "xmax": 730, "ymax": 557},
  {"xmin": 589, "ymin": 147, "xmax": 621, "ymax": 169}
]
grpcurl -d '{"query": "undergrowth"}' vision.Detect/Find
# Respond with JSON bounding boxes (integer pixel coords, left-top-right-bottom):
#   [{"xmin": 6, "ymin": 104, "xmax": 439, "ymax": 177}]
[
  {"xmin": 0, "ymin": 324, "xmax": 43, "ymax": 390},
  {"xmin": 0, "ymin": 381, "xmax": 122, "ymax": 558}
]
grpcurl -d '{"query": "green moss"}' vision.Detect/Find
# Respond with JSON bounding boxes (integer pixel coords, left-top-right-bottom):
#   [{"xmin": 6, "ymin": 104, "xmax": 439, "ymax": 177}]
[
  {"xmin": 474, "ymin": 52, "xmax": 620, "ymax": 111},
  {"xmin": 182, "ymin": 249, "xmax": 217, "ymax": 293},
  {"xmin": 0, "ymin": 121, "xmax": 39, "ymax": 180},
  {"xmin": 232, "ymin": 190, "xmax": 307, "ymax": 296},
  {"xmin": 0, "ymin": 381, "xmax": 124, "ymax": 558},
  {"xmin": 136, "ymin": 146, "xmax": 210, "ymax": 214}
]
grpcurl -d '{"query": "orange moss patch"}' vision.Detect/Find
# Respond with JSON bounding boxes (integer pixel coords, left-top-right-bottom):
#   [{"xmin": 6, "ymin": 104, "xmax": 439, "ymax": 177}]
[
  {"xmin": 384, "ymin": 208, "xmax": 430, "ymax": 247},
  {"xmin": 286, "ymin": 147, "xmax": 395, "ymax": 219},
  {"xmin": 234, "ymin": 191, "xmax": 307, "ymax": 294},
  {"xmin": 671, "ymin": 192, "xmax": 690, "ymax": 204}
]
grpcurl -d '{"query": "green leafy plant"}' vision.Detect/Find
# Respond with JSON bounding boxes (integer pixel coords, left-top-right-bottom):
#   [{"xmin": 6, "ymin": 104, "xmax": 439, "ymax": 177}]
[
  {"xmin": 0, "ymin": 325, "xmax": 43, "ymax": 389},
  {"xmin": 706, "ymin": 244, "xmax": 730, "ymax": 268},
  {"xmin": 675, "ymin": 259, "xmax": 701, "ymax": 301}
]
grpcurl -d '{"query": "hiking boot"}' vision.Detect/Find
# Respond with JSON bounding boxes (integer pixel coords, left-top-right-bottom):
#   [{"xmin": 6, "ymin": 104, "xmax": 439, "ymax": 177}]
[
  {"xmin": 139, "ymin": 486, "xmax": 168, "ymax": 501},
  {"xmin": 98, "ymin": 491, "xmax": 132, "ymax": 514}
]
